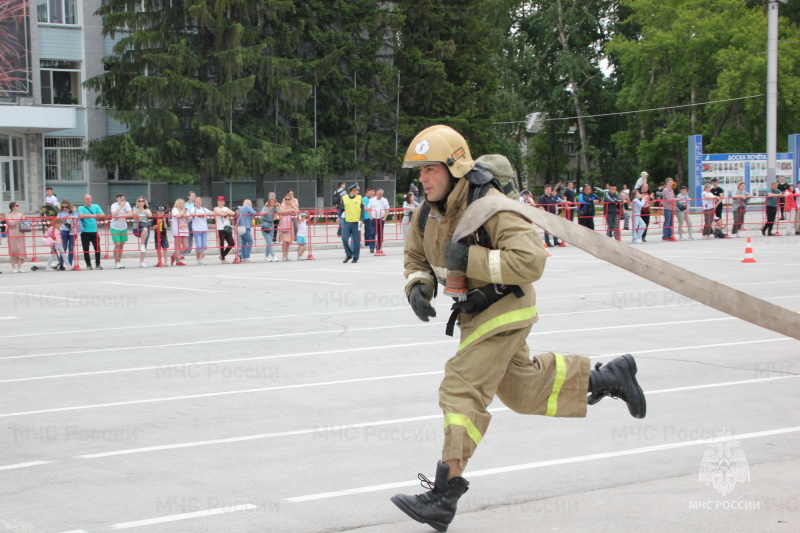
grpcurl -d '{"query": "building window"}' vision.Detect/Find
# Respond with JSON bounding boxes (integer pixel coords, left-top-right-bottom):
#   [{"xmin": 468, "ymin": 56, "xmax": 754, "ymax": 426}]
[
  {"xmin": 0, "ymin": 96, "xmax": 16, "ymax": 104},
  {"xmin": 0, "ymin": 134, "xmax": 26, "ymax": 204},
  {"xmin": 108, "ymin": 164, "xmax": 134, "ymax": 181},
  {"xmin": 45, "ymin": 137, "xmax": 84, "ymax": 181},
  {"xmin": 36, "ymin": 0, "xmax": 77, "ymax": 24},
  {"xmin": 40, "ymin": 60, "xmax": 81, "ymax": 105},
  {"xmin": 565, "ymin": 142, "xmax": 576, "ymax": 156}
]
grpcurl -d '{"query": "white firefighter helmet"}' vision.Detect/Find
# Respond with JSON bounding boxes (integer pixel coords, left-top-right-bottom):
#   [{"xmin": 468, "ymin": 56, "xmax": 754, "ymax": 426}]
[{"xmin": 402, "ymin": 125, "xmax": 475, "ymax": 178}]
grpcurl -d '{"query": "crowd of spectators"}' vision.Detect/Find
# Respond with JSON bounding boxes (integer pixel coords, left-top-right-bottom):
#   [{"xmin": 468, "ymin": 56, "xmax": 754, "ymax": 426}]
[
  {"xmin": 2, "ymin": 176, "xmax": 798, "ymax": 273},
  {"xmin": 0, "ymin": 189, "xmax": 316, "ymax": 273},
  {"xmin": 518, "ymin": 172, "xmax": 800, "ymax": 246}
]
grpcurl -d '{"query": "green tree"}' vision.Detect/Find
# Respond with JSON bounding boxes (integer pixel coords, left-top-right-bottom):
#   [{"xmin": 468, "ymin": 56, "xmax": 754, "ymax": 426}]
[
  {"xmin": 86, "ymin": 0, "xmax": 297, "ymax": 197},
  {"xmin": 608, "ymin": 0, "xmax": 800, "ymax": 182},
  {"xmin": 515, "ymin": 0, "xmax": 615, "ymax": 182},
  {"xmin": 290, "ymin": 0, "xmax": 402, "ymax": 193},
  {"xmin": 394, "ymin": 0, "xmax": 509, "ymax": 173}
]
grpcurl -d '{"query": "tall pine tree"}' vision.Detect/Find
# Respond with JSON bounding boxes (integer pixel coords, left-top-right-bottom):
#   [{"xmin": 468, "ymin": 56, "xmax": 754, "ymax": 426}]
[{"xmin": 86, "ymin": 0, "xmax": 297, "ymax": 197}]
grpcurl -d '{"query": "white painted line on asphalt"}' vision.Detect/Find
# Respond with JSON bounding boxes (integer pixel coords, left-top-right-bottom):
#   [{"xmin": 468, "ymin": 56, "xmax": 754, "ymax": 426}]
[
  {"xmin": 284, "ymin": 426, "xmax": 800, "ymax": 502},
  {"xmin": 0, "ymin": 316, "xmax": 734, "ymax": 362},
  {"xmin": 0, "ymin": 291, "xmax": 85, "ymax": 302},
  {"xmin": 0, "ymin": 461, "xmax": 51, "ymax": 471},
  {"xmin": 0, "ymin": 322, "xmax": 442, "ymax": 361},
  {"xmin": 101, "ymin": 281, "xmax": 227, "ymax": 293},
  {"xmin": 0, "ymin": 371, "xmax": 445, "ymax": 419},
  {"xmin": 78, "ymin": 413, "xmax": 448, "ymax": 459},
  {"xmin": 74, "ymin": 373, "xmax": 800, "ymax": 460},
  {"xmin": 0, "ymin": 292, "xmax": 694, "ymax": 342},
  {"xmin": 209, "ymin": 275, "xmax": 351, "ymax": 286},
  {"xmin": 0, "ymin": 340, "xmax": 456, "ymax": 383},
  {"xmin": 0, "ymin": 304, "xmax": 421, "ymax": 340},
  {"xmin": 0, "ymin": 276, "xmax": 182, "ymax": 290},
  {"xmin": 530, "ymin": 317, "xmax": 733, "ymax": 337},
  {"xmin": 109, "ymin": 504, "xmax": 257, "ymax": 529},
  {"xmin": 57, "ymin": 530, "xmax": 89, "ymax": 533},
  {"xmin": 0, "ymin": 316, "xmax": 19, "ymax": 320},
  {"xmin": 600, "ymin": 337, "xmax": 793, "ymax": 357},
  {"xmin": 3, "ymin": 329, "xmax": 791, "ymax": 385}
]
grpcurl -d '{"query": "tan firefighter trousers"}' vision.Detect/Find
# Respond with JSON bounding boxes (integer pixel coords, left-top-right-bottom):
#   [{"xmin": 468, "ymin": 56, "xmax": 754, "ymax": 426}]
[{"xmin": 440, "ymin": 323, "xmax": 591, "ymax": 470}]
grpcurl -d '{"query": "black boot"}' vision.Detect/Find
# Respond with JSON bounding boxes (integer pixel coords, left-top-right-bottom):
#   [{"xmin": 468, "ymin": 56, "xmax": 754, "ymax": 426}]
[
  {"xmin": 587, "ymin": 354, "xmax": 646, "ymax": 419},
  {"xmin": 391, "ymin": 461, "xmax": 469, "ymax": 532}
]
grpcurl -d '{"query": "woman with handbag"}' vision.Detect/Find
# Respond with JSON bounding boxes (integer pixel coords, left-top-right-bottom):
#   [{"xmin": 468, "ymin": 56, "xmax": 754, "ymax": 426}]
[
  {"xmin": 236, "ymin": 199, "xmax": 257, "ymax": 262},
  {"xmin": 260, "ymin": 197, "xmax": 279, "ymax": 262},
  {"xmin": 133, "ymin": 197, "xmax": 153, "ymax": 267},
  {"xmin": 214, "ymin": 196, "xmax": 236, "ymax": 263},
  {"xmin": 6, "ymin": 201, "xmax": 28, "ymax": 272},
  {"xmin": 170, "ymin": 198, "xmax": 190, "ymax": 266}
]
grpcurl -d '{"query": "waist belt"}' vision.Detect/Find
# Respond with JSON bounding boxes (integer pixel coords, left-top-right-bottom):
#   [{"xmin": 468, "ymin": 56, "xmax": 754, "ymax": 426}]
[{"xmin": 446, "ymin": 283, "xmax": 525, "ymax": 337}]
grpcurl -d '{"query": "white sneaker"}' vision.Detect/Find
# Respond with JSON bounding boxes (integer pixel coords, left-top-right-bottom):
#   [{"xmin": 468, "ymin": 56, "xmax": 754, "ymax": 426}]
[
  {"xmin": 115, "ymin": 263, "xmax": 125, "ymax": 269},
  {"xmin": 140, "ymin": 262, "xmax": 148, "ymax": 268},
  {"xmin": 12, "ymin": 268, "xmax": 18, "ymax": 273},
  {"xmin": 17, "ymin": 267, "xmax": 26, "ymax": 272},
  {"xmin": 631, "ymin": 239, "xmax": 641, "ymax": 244}
]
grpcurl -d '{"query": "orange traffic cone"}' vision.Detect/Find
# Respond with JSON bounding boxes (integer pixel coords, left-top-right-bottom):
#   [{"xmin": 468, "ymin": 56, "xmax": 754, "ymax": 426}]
[
  {"xmin": 741, "ymin": 237, "xmax": 757, "ymax": 263},
  {"xmin": 543, "ymin": 241, "xmax": 552, "ymax": 257}
]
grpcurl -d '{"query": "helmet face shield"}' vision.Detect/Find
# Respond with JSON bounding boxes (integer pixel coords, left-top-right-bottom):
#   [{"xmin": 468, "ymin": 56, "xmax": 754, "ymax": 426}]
[{"xmin": 402, "ymin": 125, "xmax": 474, "ymax": 178}]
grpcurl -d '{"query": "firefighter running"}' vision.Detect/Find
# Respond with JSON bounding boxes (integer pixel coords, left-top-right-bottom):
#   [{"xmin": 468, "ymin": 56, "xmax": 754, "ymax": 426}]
[{"xmin": 391, "ymin": 125, "xmax": 646, "ymax": 532}]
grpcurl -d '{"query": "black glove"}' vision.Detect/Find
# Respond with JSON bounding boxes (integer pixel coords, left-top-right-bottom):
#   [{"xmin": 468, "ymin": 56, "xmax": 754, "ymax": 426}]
[
  {"xmin": 444, "ymin": 241, "xmax": 470, "ymax": 271},
  {"xmin": 408, "ymin": 282, "xmax": 436, "ymax": 322}
]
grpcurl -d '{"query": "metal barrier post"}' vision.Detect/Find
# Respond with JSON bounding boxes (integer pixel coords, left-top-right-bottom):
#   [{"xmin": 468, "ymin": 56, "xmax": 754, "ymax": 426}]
[
  {"xmin": 306, "ymin": 210, "xmax": 316, "ymax": 260},
  {"xmin": 232, "ymin": 214, "xmax": 241, "ymax": 264}
]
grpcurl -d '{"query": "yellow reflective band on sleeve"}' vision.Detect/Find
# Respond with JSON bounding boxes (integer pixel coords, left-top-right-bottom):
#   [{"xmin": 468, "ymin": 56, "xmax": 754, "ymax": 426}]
[
  {"xmin": 443, "ymin": 413, "xmax": 483, "ymax": 446},
  {"xmin": 545, "ymin": 353, "xmax": 567, "ymax": 417},
  {"xmin": 457, "ymin": 306, "xmax": 537, "ymax": 352}
]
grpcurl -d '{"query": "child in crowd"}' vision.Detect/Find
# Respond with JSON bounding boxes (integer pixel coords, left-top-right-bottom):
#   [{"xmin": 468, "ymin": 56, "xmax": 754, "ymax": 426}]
[
  {"xmin": 296, "ymin": 212, "xmax": 308, "ymax": 260},
  {"xmin": 154, "ymin": 206, "xmax": 170, "ymax": 250},
  {"xmin": 713, "ymin": 219, "xmax": 730, "ymax": 239},
  {"xmin": 45, "ymin": 218, "xmax": 70, "ymax": 271},
  {"xmin": 0, "ymin": 212, "xmax": 6, "ymax": 245}
]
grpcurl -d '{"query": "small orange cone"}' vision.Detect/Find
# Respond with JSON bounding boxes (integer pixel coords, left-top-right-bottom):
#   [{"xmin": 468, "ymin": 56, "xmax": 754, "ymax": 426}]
[
  {"xmin": 741, "ymin": 237, "xmax": 757, "ymax": 263},
  {"xmin": 543, "ymin": 241, "xmax": 552, "ymax": 257}
]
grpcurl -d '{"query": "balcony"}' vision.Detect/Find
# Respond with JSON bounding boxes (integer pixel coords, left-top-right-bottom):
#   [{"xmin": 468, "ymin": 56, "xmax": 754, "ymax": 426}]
[{"xmin": 0, "ymin": 105, "xmax": 76, "ymax": 134}]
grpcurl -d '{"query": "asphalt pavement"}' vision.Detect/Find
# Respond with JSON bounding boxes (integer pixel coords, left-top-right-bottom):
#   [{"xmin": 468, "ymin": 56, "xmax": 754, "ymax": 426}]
[{"xmin": 1, "ymin": 228, "xmax": 798, "ymax": 533}]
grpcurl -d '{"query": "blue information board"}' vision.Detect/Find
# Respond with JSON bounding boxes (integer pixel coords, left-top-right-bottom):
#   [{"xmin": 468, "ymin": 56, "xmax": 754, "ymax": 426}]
[{"xmin": 688, "ymin": 134, "xmax": 799, "ymax": 201}]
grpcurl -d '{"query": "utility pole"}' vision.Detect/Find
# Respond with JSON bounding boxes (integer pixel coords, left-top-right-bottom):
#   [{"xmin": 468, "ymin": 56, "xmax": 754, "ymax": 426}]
[{"xmin": 765, "ymin": 0, "xmax": 784, "ymax": 187}]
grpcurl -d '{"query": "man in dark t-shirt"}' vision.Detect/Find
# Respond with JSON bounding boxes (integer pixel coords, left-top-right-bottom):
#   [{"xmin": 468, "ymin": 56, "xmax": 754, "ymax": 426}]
[{"xmin": 710, "ymin": 179, "xmax": 725, "ymax": 221}]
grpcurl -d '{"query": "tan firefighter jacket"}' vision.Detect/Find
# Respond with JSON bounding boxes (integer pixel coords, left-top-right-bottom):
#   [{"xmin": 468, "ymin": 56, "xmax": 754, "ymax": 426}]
[{"xmin": 404, "ymin": 177, "xmax": 548, "ymax": 349}]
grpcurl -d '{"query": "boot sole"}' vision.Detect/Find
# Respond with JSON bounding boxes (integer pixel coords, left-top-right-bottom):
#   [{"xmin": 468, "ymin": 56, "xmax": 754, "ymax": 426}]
[
  {"xmin": 390, "ymin": 496, "xmax": 449, "ymax": 532},
  {"xmin": 621, "ymin": 354, "xmax": 647, "ymax": 419}
]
